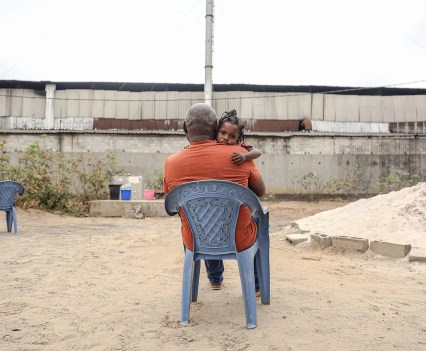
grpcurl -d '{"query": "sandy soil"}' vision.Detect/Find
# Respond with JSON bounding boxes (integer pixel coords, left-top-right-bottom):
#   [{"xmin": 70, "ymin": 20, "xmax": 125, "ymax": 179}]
[
  {"xmin": 296, "ymin": 183, "xmax": 426, "ymax": 252},
  {"xmin": 1, "ymin": 200, "xmax": 425, "ymax": 351}
]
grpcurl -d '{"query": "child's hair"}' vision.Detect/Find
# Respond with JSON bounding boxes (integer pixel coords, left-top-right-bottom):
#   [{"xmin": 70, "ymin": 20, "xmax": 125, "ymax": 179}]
[{"xmin": 218, "ymin": 109, "xmax": 245, "ymax": 143}]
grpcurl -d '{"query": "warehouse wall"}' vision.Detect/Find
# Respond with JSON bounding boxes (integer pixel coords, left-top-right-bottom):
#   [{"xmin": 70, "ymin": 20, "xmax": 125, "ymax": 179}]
[{"xmin": 3, "ymin": 131, "xmax": 425, "ymax": 195}]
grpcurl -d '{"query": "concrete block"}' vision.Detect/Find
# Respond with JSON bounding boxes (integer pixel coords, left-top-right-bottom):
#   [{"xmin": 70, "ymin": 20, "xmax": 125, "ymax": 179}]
[
  {"xmin": 332, "ymin": 236, "xmax": 369, "ymax": 252},
  {"xmin": 286, "ymin": 234, "xmax": 308, "ymax": 245},
  {"xmin": 311, "ymin": 233, "xmax": 332, "ymax": 249},
  {"xmin": 370, "ymin": 241, "xmax": 411, "ymax": 258},
  {"xmin": 408, "ymin": 249, "xmax": 426, "ymax": 263}
]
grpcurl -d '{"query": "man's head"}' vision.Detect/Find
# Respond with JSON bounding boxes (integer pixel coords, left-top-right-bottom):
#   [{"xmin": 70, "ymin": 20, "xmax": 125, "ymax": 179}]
[{"xmin": 184, "ymin": 103, "xmax": 218, "ymax": 142}]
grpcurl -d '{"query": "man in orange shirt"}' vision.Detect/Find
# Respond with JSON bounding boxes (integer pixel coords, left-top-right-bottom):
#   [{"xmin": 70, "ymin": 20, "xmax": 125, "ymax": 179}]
[{"xmin": 163, "ymin": 103, "xmax": 265, "ymax": 290}]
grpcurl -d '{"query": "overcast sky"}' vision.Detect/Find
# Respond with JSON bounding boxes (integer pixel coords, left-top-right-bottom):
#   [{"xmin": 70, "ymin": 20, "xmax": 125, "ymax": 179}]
[{"xmin": 1, "ymin": 0, "xmax": 425, "ymax": 88}]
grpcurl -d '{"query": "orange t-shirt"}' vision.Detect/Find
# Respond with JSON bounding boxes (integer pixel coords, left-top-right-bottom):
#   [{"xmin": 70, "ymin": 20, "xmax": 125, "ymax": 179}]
[{"xmin": 163, "ymin": 140, "xmax": 261, "ymax": 252}]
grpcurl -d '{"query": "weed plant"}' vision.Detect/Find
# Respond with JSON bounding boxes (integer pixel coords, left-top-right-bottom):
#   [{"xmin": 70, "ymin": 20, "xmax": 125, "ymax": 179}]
[
  {"xmin": 1, "ymin": 139, "xmax": 123, "ymax": 215},
  {"xmin": 298, "ymin": 164, "xmax": 422, "ymax": 202}
]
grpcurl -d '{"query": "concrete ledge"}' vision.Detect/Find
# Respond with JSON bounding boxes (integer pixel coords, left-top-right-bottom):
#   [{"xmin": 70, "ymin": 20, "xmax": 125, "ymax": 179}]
[
  {"xmin": 408, "ymin": 249, "xmax": 426, "ymax": 263},
  {"xmin": 332, "ymin": 236, "xmax": 369, "ymax": 252},
  {"xmin": 370, "ymin": 240, "xmax": 411, "ymax": 258},
  {"xmin": 311, "ymin": 233, "xmax": 332, "ymax": 249},
  {"xmin": 286, "ymin": 234, "xmax": 308, "ymax": 245},
  {"xmin": 90, "ymin": 200, "xmax": 167, "ymax": 217}
]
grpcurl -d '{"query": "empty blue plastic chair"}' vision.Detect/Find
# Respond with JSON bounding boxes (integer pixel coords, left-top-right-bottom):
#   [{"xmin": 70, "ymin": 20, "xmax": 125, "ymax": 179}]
[
  {"xmin": 165, "ymin": 180, "xmax": 270, "ymax": 329},
  {"xmin": 0, "ymin": 181, "xmax": 25, "ymax": 234}
]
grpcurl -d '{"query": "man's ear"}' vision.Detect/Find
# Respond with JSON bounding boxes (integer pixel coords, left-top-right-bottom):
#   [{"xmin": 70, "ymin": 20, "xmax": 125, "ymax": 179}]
[{"xmin": 183, "ymin": 121, "xmax": 188, "ymax": 133}]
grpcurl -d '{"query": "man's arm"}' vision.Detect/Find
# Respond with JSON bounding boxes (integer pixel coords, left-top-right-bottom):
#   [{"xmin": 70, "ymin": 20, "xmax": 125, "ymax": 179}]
[
  {"xmin": 163, "ymin": 158, "xmax": 170, "ymax": 193},
  {"xmin": 248, "ymin": 173, "xmax": 265, "ymax": 197}
]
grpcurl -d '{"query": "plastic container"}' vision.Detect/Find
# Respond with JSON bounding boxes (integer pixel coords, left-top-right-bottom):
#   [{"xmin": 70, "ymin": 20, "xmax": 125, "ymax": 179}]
[
  {"xmin": 108, "ymin": 184, "xmax": 121, "ymax": 200},
  {"xmin": 120, "ymin": 189, "xmax": 132, "ymax": 200},
  {"xmin": 144, "ymin": 189, "xmax": 155, "ymax": 200}
]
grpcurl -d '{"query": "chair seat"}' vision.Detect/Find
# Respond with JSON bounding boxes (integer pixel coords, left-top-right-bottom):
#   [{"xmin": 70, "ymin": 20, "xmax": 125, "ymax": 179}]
[{"xmin": 165, "ymin": 180, "xmax": 270, "ymax": 329}]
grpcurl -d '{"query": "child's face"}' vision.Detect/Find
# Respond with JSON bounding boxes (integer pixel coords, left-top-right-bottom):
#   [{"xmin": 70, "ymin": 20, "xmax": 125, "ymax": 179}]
[{"xmin": 217, "ymin": 122, "xmax": 239, "ymax": 145}]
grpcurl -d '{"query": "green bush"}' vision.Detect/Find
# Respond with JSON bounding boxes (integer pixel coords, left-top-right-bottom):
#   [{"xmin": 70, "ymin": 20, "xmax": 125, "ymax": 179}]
[
  {"xmin": 145, "ymin": 169, "xmax": 164, "ymax": 192},
  {"xmin": 375, "ymin": 172, "xmax": 420, "ymax": 194},
  {"xmin": 1, "ymin": 139, "xmax": 124, "ymax": 215},
  {"xmin": 0, "ymin": 141, "xmax": 12, "ymax": 179},
  {"xmin": 299, "ymin": 172, "xmax": 324, "ymax": 202},
  {"xmin": 325, "ymin": 163, "xmax": 370, "ymax": 196},
  {"xmin": 301, "ymin": 164, "xmax": 420, "ymax": 200}
]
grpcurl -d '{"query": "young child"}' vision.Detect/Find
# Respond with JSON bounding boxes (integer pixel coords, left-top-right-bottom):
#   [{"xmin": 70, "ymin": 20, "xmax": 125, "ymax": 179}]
[{"xmin": 217, "ymin": 110, "xmax": 261, "ymax": 165}]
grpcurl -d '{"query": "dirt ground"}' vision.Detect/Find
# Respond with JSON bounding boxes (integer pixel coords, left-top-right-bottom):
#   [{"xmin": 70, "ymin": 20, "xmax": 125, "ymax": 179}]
[{"xmin": 1, "ymin": 200, "xmax": 425, "ymax": 351}]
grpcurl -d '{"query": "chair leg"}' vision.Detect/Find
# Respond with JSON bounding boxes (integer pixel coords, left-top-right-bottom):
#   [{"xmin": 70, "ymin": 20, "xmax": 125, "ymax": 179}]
[
  {"xmin": 181, "ymin": 249, "xmax": 194, "ymax": 326},
  {"xmin": 12, "ymin": 207, "xmax": 18, "ymax": 234},
  {"xmin": 257, "ymin": 216, "xmax": 270, "ymax": 304},
  {"xmin": 237, "ymin": 250, "xmax": 257, "ymax": 329},
  {"xmin": 256, "ymin": 251, "xmax": 270, "ymax": 304},
  {"xmin": 6, "ymin": 211, "xmax": 12, "ymax": 233},
  {"xmin": 192, "ymin": 259, "xmax": 200, "ymax": 302}
]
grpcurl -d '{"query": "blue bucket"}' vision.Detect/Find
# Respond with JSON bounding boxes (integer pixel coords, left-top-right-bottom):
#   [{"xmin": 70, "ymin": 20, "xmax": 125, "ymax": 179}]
[{"xmin": 120, "ymin": 189, "xmax": 131, "ymax": 200}]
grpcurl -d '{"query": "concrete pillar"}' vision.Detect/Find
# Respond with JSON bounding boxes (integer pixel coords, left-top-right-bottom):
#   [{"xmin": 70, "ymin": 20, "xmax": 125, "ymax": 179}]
[{"xmin": 44, "ymin": 83, "xmax": 56, "ymax": 129}]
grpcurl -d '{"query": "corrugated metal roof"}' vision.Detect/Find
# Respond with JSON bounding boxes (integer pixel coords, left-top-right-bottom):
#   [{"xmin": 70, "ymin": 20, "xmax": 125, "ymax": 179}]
[{"xmin": 1, "ymin": 80, "xmax": 426, "ymax": 96}]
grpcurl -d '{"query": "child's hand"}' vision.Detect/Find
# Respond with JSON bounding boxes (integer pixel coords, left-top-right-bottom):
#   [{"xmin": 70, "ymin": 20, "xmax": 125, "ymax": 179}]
[{"xmin": 231, "ymin": 152, "xmax": 246, "ymax": 165}]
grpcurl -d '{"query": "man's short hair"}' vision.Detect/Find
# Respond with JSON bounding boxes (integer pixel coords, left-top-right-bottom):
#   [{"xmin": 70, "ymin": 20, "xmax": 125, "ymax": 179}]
[{"xmin": 185, "ymin": 103, "xmax": 217, "ymax": 136}]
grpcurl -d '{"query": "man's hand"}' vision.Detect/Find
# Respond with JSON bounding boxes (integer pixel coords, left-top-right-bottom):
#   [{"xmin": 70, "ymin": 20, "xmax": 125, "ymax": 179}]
[{"xmin": 231, "ymin": 152, "xmax": 246, "ymax": 165}]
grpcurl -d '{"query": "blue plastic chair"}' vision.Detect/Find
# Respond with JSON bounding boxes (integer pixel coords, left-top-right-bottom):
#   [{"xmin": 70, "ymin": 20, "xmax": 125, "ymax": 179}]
[
  {"xmin": 0, "ymin": 181, "xmax": 25, "ymax": 234},
  {"xmin": 165, "ymin": 180, "xmax": 270, "ymax": 329}
]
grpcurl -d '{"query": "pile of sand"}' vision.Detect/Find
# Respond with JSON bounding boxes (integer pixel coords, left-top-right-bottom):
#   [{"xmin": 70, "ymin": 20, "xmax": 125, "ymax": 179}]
[{"xmin": 296, "ymin": 182, "xmax": 426, "ymax": 252}]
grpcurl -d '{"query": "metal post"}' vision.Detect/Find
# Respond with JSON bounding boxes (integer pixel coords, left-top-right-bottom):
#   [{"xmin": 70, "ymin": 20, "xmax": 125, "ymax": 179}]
[{"xmin": 204, "ymin": 0, "xmax": 214, "ymax": 106}]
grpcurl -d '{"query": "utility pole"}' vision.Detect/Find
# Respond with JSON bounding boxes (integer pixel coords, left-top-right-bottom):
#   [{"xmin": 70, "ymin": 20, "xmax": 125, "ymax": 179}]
[{"xmin": 204, "ymin": 0, "xmax": 214, "ymax": 106}]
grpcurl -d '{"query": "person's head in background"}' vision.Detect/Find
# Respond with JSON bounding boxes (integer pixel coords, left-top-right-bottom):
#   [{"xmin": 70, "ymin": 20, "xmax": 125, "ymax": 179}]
[
  {"xmin": 216, "ymin": 109, "xmax": 245, "ymax": 146},
  {"xmin": 183, "ymin": 103, "xmax": 218, "ymax": 143}
]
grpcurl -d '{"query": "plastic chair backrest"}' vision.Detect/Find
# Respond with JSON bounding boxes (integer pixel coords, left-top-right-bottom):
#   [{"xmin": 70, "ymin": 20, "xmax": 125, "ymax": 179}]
[
  {"xmin": 165, "ymin": 180, "xmax": 264, "ymax": 256},
  {"xmin": 0, "ymin": 181, "xmax": 25, "ymax": 210}
]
